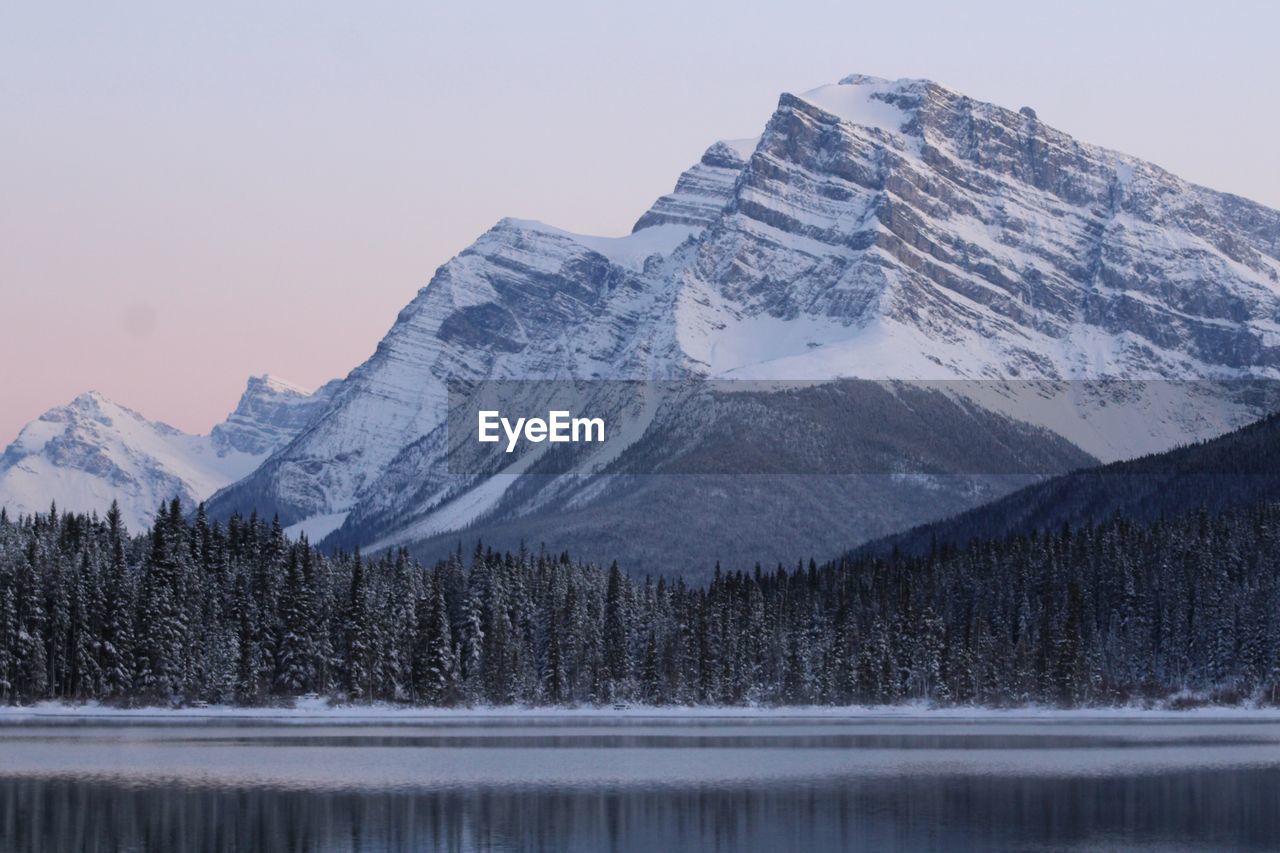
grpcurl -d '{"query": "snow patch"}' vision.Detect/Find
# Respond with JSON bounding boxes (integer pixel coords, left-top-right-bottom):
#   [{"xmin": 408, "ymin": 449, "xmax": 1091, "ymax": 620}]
[
  {"xmin": 796, "ymin": 78, "xmax": 912, "ymax": 135},
  {"xmin": 284, "ymin": 511, "xmax": 350, "ymax": 544}
]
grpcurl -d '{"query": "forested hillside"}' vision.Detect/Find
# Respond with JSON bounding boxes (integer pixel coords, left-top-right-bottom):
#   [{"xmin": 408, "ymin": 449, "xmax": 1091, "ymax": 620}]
[
  {"xmin": 1, "ymin": 496, "xmax": 1278, "ymax": 708},
  {"xmin": 863, "ymin": 411, "xmax": 1280, "ymax": 557}
]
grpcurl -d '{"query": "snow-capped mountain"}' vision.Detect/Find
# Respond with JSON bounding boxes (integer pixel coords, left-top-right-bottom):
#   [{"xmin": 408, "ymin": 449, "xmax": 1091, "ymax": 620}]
[
  {"xmin": 0, "ymin": 375, "xmax": 334, "ymax": 530},
  {"xmin": 208, "ymin": 74, "xmax": 1280, "ymax": 572}
]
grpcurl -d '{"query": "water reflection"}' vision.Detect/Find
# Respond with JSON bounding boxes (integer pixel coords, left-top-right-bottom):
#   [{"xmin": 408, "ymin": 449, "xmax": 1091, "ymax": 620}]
[
  {"xmin": 4, "ymin": 770, "xmax": 1280, "ymax": 852},
  {"xmin": 0, "ymin": 719, "xmax": 1278, "ymax": 851}
]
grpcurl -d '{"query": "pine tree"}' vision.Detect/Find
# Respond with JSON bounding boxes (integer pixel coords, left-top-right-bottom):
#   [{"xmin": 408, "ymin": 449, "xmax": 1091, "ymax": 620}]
[
  {"xmin": 544, "ymin": 603, "xmax": 566, "ymax": 705},
  {"xmin": 98, "ymin": 502, "xmax": 135, "ymax": 699},
  {"xmin": 0, "ymin": 545, "xmax": 18, "ymax": 702},
  {"xmin": 603, "ymin": 561, "xmax": 628, "ymax": 701},
  {"xmin": 640, "ymin": 628, "xmax": 660, "ymax": 704},
  {"xmin": 275, "ymin": 547, "xmax": 313, "ymax": 695},
  {"xmin": 384, "ymin": 549, "xmax": 418, "ymax": 701},
  {"xmin": 345, "ymin": 550, "xmax": 373, "ymax": 702},
  {"xmin": 233, "ymin": 574, "xmax": 259, "ymax": 706},
  {"xmin": 68, "ymin": 552, "xmax": 101, "ymax": 699},
  {"xmin": 135, "ymin": 503, "xmax": 190, "ymax": 703},
  {"xmin": 413, "ymin": 579, "xmax": 456, "ymax": 705}
]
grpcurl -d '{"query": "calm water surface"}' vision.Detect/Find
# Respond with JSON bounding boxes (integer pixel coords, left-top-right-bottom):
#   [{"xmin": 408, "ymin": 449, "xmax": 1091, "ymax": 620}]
[{"xmin": 0, "ymin": 715, "xmax": 1278, "ymax": 851}]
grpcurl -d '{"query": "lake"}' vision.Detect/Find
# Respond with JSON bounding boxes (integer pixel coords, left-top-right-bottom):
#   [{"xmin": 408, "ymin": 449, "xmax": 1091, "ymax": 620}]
[{"xmin": 0, "ymin": 713, "xmax": 1278, "ymax": 851}]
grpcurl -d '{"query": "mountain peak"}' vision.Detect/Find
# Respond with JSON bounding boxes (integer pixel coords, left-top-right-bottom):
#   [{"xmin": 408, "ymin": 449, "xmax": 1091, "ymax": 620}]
[
  {"xmin": 211, "ymin": 373, "xmax": 336, "ymax": 457},
  {"xmin": 838, "ymin": 72, "xmax": 891, "ymax": 86},
  {"xmin": 1, "ymin": 391, "xmax": 209, "ymax": 530},
  {"xmin": 1, "ymin": 373, "xmax": 338, "ymax": 530},
  {"xmin": 67, "ymin": 390, "xmax": 115, "ymax": 412},
  {"xmin": 58, "ymin": 391, "xmax": 161, "ymax": 430},
  {"xmin": 632, "ymin": 138, "xmax": 755, "ymax": 232},
  {"xmin": 789, "ymin": 78, "xmax": 915, "ymax": 137},
  {"xmin": 248, "ymin": 374, "xmax": 310, "ymax": 397},
  {"xmin": 835, "ymin": 73, "xmax": 933, "ymax": 90},
  {"xmin": 73, "ymin": 389, "xmax": 109, "ymax": 403}
]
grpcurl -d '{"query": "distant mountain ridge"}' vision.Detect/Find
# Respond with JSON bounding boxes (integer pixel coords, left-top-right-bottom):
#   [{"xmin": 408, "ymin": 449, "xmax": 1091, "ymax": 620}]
[
  {"xmin": 0, "ymin": 375, "xmax": 334, "ymax": 530},
  {"xmin": 208, "ymin": 73, "xmax": 1280, "ymax": 573}
]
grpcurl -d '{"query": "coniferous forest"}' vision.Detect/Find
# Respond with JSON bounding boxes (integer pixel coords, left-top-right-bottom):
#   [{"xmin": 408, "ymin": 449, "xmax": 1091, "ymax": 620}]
[{"xmin": 1, "ymin": 497, "xmax": 1279, "ymax": 709}]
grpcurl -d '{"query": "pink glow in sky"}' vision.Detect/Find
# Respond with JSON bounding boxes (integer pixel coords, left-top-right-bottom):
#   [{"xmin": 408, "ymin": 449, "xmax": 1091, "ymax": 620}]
[{"xmin": 3, "ymin": 0, "xmax": 1278, "ymax": 444}]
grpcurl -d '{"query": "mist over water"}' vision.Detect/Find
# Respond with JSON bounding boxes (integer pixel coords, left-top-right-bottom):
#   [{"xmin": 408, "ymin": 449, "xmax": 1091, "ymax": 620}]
[{"xmin": 2, "ymin": 717, "xmax": 1279, "ymax": 852}]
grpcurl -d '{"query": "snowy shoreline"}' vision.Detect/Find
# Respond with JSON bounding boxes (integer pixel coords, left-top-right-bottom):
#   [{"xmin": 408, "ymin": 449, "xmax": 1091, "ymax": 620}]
[{"xmin": 4, "ymin": 700, "xmax": 1280, "ymax": 723}]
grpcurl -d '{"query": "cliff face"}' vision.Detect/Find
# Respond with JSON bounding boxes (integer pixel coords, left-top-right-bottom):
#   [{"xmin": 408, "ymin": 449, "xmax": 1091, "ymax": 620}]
[{"xmin": 675, "ymin": 75, "xmax": 1280, "ymax": 382}]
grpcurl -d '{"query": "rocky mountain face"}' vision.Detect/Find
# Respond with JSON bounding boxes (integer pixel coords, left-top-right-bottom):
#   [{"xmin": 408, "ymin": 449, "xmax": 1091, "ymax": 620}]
[
  {"xmin": 0, "ymin": 375, "xmax": 333, "ymax": 530},
  {"xmin": 207, "ymin": 74, "xmax": 1280, "ymax": 574},
  {"xmin": 675, "ymin": 76, "xmax": 1280, "ymax": 384},
  {"xmin": 211, "ymin": 374, "xmax": 342, "ymax": 456}
]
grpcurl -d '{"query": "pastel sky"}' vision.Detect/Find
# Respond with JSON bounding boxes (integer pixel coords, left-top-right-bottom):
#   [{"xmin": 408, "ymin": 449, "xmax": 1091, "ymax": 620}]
[{"xmin": 2, "ymin": 0, "xmax": 1277, "ymax": 445}]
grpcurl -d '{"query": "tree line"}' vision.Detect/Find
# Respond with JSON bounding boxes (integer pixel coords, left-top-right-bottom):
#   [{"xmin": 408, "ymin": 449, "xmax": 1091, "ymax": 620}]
[{"xmin": 0, "ymin": 496, "xmax": 1278, "ymax": 708}]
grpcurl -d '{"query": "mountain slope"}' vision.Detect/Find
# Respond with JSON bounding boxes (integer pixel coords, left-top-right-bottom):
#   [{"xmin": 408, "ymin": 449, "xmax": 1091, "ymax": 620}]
[
  {"xmin": 209, "ymin": 73, "xmax": 1280, "ymax": 570},
  {"xmin": 859, "ymin": 409, "xmax": 1280, "ymax": 557},
  {"xmin": 207, "ymin": 220, "xmax": 702, "ymax": 535},
  {"xmin": 0, "ymin": 375, "xmax": 333, "ymax": 530},
  {"xmin": 339, "ymin": 380, "xmax": 1095, "ymax": 577}
]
